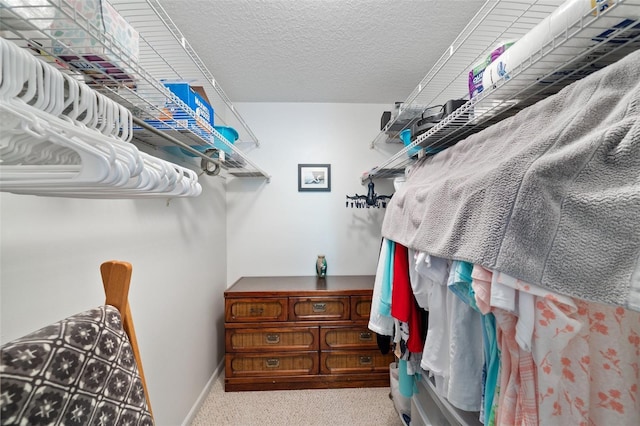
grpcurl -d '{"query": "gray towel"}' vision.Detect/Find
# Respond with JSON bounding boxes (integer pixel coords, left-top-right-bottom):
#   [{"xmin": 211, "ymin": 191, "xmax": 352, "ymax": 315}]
[{"xmin": 382, "ymin": 49, "xmax": 640, "ymax": 311}]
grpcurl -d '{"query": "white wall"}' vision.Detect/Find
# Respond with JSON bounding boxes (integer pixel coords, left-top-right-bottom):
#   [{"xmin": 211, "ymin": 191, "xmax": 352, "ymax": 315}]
[
  {"xmin": 227, "ymin": 102, "xmax": 397, "ymax": 284},
  {"xmin": 0, "ymin": 175, "xmax": 228, "ymax": 426},
  {"xmin": 0, "ymin": 102, "xmax": 400, "ymax": 425}
]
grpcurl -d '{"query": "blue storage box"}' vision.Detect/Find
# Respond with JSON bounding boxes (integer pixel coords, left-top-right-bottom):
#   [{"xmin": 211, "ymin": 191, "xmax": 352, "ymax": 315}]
[
  {"xmin": 140, "ymin": 81, "xmax": 214, "ymax": 140},
  {"xmin": 162, "ymin": 82, "xmax": 214, "ymax": 130}
]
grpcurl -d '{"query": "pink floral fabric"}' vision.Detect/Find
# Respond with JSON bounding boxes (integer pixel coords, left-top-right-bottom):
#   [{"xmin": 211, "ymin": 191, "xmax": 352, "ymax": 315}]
[
  {"xmin": 534, "ymin": 298, "xmax": 640, "ymax": 425},
  {"xmin": 494, "ymin": 272, "xmax": 640, "ymax": 424},
  {"xmin": 473, "ymin": 266, "xmax": 640, "ymax": 425}
]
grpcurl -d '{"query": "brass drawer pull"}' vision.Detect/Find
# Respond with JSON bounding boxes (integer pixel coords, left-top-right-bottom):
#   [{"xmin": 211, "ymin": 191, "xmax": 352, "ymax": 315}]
[
  {"xmin": 312, "ymin": 303, "xmax": 327, "ymax": 313},
  {"xmin": 359, "ymin": 356, "xmax": 372, "ymax": 365},
  {"xmin": 359, "ymin": 332, "xmax": 373, "ymax": 341},
  {"xmin": 249, "ymin": 307, "xmax": 264, "ymax": 316},
  {"xmin": 266, "ymin": 358, "xmax": 280, "ymax": 368},
  {"xmin": 265, "ymin": 333, "xmax": 280, "ymax": 344}
]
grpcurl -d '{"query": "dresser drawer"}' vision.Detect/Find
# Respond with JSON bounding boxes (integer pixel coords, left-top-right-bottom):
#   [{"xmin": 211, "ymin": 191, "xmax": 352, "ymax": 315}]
[
  {"xmin": 226, "ymin": 326, "xmax": 319, "ymax": 352},
  {"xmin": 320, "ymin": 326, "xmax": 377, "ymax": 350},
  {"xmin": 225, "ymin": 297, "xmax": 288, "ymax": 322},
  {"xmin": 351, "ymin": 295, "xmax": 372, "ymax": 321},
  {"xmin": 289, "ymin": 296, "xmax": 349, "ymax": 321},
  {"xmin": 226, "ymin": 352, "xmax": 319, "ymax": 377},
  {"xmin": 320, "ymin": 350, "xmax": 394, "ymax": 375}
]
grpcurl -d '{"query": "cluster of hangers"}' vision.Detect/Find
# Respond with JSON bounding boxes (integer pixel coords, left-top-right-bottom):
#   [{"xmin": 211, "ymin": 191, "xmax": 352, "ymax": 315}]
[
  {"xmin": 346, "ymin": 178, "xmax": 392, "ymax": 209},
  {"xmin": 0, "ymin": 37, "xmax": 202, "ymax": 198}
]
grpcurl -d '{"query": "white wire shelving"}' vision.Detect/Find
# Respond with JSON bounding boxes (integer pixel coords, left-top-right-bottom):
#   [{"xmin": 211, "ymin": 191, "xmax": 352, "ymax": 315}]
[
  {"xmin": 0, "ymin": 0, "xmax": 270, "ymax": 180},
  {"xmin": 364, "ymin": 0, "xmax": 640, "ymax": 183}
]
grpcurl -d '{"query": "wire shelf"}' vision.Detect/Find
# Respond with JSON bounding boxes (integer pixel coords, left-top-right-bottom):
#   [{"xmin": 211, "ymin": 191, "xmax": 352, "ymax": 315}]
[
  {"xmin": 365, "ymin": 0, "xmax": 640, "ymax": 182},
  {"xmin": 0, "ymin": 0, "xmax": 270, "ymax": 180}
]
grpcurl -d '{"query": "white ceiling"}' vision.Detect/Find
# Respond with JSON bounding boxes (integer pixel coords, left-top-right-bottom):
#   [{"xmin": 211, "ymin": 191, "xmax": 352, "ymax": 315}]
[{"xmin": 158, "ymin": 0, "xmax": 486, "ymax": 104}]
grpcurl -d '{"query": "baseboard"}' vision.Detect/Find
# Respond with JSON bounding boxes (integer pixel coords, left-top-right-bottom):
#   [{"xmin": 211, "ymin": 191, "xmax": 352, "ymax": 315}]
[{"xmin": 181, "ymin": 359, "xmax": 224, "ymax": 426}]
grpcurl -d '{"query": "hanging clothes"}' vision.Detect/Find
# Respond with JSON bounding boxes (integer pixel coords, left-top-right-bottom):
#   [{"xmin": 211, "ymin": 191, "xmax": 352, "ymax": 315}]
[
  {"xmin": 445, "ymin": 261, "xmax": 484, "ymax": 412},
  {"xmin": 472, "ymin": 266, "xmax": 539, "ymax": 426},
  {"xmin": 368, "ymin": 238, "xmax": 395, "ymax": 336},
  {"xmin": 472, "ymin": 267, "xmax": 500, "ymax": 425},
  {"xmin": 391, "ymin": 242, "xmax": 425, "ymax": 354}
]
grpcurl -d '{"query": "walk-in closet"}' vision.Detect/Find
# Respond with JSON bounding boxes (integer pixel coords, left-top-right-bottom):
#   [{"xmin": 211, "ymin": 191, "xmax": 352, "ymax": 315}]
[{"xmin": 1, "ymin": 1, "xmax": 639, "ymax": 425}]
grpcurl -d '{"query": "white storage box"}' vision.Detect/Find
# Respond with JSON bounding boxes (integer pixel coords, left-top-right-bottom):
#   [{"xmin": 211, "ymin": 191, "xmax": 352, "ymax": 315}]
[{"xmin": 50, "ymin": 0, "xmax": 139, "ymax": 86}]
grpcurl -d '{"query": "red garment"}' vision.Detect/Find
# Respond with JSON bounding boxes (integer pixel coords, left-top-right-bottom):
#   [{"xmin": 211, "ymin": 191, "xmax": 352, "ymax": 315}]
[
  {"xmin": 391, "ymin": 242, "xmax": 424, "ymax": 353},
  {"xmin": 391, "ymin": 242, "xmax": 411, "ymax": 322}
]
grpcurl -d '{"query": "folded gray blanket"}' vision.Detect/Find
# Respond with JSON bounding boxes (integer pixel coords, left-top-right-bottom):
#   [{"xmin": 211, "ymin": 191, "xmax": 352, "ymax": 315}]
[{"xmin": 382, "ymin": 49, "xmax": 640, "ymax": 311}]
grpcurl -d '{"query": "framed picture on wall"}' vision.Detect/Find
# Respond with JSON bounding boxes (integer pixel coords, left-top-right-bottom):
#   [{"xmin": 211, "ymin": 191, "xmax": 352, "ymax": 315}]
[{"xmin": 298, "ymin": 164, "xmax": 331, "ymax": 192}]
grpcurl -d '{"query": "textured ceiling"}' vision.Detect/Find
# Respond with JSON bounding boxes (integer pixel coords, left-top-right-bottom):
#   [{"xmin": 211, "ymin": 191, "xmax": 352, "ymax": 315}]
[{"xmin": 158, "ymin": 0, "xmax": 486, "ymax": 103}]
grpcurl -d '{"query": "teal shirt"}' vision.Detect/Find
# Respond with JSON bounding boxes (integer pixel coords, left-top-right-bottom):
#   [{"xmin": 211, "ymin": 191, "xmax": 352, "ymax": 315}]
[{"xmin": 379, "ymin": 239, "xmax": 395, "ymax": 316}]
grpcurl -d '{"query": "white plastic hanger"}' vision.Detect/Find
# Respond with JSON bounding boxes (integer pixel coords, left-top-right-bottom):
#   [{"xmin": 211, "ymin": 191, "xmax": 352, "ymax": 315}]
[{"xmin": 0, "ymin": 37, "xmax": 202, "ymax": 198}]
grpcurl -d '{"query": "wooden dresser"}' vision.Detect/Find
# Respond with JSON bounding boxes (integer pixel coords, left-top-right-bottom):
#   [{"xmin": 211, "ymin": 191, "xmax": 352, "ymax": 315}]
[{"xmin": 224, "ymin": 275, "xmax": 394, "ymax": 392}]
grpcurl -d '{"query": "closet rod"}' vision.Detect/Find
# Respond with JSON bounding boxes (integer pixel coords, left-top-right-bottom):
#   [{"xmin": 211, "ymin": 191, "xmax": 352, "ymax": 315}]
[{"xmin": 131, "ymin": 116, "xmax": 222, "ymax": 168}]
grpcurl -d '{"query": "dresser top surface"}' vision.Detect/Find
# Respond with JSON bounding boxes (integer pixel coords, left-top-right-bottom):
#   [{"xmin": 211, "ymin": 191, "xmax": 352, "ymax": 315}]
[{"xmin": 225, "ymin": 275, "xmax": 375, "ymax": 296}]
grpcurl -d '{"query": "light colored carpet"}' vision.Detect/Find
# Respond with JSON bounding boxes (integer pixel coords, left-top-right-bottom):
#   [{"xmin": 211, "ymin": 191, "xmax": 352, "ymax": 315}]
[{"xmin": 191, "ymin": 375, "xmax": 405, "ymax": 426}]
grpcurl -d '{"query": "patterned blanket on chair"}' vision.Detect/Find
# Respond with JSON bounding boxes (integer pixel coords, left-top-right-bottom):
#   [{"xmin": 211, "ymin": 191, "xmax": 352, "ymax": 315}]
[{"xmin": 1, "ymin": 305, "xmax": 153, "ymax": 425}]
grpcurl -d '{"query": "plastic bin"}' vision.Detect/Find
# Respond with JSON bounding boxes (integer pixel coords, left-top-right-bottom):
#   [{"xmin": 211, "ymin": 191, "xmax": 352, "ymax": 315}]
[
  {"xmin": 400, "ymin": 128, "xmax": 421, "ymax": 157},
  {"xmin": 212, "ymin": 126, "xmax": 239, "ymax": 154},
  {"xmin": 390, "ymin": 362, "xmax": 411, "ymax": 419}
]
